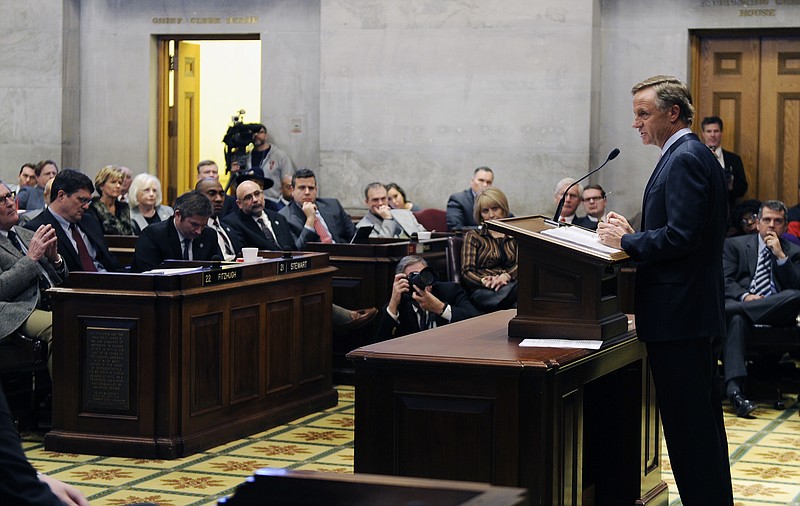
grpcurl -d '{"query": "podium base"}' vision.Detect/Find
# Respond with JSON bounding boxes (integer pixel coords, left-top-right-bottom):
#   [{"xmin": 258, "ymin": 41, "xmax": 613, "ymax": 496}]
[{"xmin": 508, "ymin": 311, "xmax": 629, "ymax": 341}]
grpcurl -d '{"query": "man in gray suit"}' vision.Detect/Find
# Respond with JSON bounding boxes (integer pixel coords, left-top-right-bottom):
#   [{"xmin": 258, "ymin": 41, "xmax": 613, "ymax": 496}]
[
  {"xmin": 0, "ymin": 181, "xmax": 67, "ymax": 374},
  {"xmin": 357, "ymin": 183, "xmax": 426, "ymax": 238},
  {"xmin": 279, "ymin": 168, "xmax": 356, "ymax": 247}
]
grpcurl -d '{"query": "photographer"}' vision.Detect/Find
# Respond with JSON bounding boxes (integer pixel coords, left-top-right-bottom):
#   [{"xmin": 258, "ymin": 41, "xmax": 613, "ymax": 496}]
[
  {"xmin": 377, "ymin": 255, "xmax": 481, "ymax": 340},
  {"xmin": 244, "ymin": 124, "xmax": 295, "ymax": 204}
]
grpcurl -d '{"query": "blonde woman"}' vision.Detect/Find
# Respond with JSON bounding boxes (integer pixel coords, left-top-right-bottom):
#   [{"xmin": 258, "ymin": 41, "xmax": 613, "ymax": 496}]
[{"xmin": 89, "ymin": 165, "xmax": 135, "ymax": 235}]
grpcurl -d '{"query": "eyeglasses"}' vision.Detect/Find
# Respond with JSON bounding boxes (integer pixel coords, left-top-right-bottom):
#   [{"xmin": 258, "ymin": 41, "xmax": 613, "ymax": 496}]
[
  {"xmin": 73, "ymin": 194, "xmax": 92, "ymax": 205},
  {"xmin": 582, "ymin": 196, "xmax": 606, "ymax": 203},
  {"xmin": 564, "ymin": 193, "xmax": 581, "ymax": 200},
  {"xmin": 241, "ymin": 190, "xmax": 263, "ymax": 202},
  {"xmin": 0, "ymin": 191, "xmax": 17, "ymax": 203}
]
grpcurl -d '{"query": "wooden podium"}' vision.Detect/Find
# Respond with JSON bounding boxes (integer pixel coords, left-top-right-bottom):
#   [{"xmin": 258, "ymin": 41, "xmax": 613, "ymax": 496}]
[{"xmin": 486, "ymin": 216, "xmax": 629, "ymax": 341}]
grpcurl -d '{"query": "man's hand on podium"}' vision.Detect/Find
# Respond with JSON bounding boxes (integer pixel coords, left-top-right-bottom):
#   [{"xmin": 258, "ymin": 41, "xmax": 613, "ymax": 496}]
[{"xmin": 597, "ymin": 211, "xmax": 633, "ymax": 249}]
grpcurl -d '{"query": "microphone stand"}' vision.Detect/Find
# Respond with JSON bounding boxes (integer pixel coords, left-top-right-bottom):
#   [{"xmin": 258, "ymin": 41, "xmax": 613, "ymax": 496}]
[{"xmin": 547, "ymin": 148, "xmax": 620, "ymax": 227}]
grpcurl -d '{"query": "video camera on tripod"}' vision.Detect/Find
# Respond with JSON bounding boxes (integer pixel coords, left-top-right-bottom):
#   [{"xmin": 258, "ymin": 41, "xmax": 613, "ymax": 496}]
[{"xmin": 221, "ymin": 109, "xmax": 261, "ymax": 175}]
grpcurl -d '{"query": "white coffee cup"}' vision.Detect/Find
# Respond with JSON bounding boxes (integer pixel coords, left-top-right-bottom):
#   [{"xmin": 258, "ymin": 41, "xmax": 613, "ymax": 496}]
[
  {"xmin": 417, "ymin": 231, "xmax": 432, "ymax": 240},
  {"xmin": 242, "ymin": 247, "xmax": 259, "ymax": 263}
]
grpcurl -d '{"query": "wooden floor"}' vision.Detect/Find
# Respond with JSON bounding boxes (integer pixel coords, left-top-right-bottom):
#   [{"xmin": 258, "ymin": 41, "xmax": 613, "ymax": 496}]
[{"xmin": 17, "ymin": 385, "xmax": 800, "ymax": 505}]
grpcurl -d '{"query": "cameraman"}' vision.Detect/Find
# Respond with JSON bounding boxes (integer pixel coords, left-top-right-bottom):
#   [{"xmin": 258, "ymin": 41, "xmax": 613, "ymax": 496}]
[
  {"xmin": 377, "ymin": 255, "xmax": 481, "ymax": 340},
  {"xmin": 245, "ymin": 124, "xmax": 295, "ymax": 204}
]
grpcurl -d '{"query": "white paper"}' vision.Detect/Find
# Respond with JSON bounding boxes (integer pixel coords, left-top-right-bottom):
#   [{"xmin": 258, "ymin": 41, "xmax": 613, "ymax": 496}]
[
  {"xmin": 142, "ymin": 267, "xmax": 201, "ymax": 275},
  {"xmin": 541, "ymin": 226, "xmax": 621, "ymax": 255},
  {"xmin": 519, "ymin": 338, "xmax": 603, "ymax": 350}
]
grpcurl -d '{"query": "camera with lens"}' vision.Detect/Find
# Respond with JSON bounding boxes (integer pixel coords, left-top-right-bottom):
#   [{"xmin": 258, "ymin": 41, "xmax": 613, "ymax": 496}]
[
  {"xmin": 402, "ymin": 267, "xmax": 439, "ymax": 302},
  {"xmin": 221, "ymin": 109, "xmax": 262, "ymax": 174}
]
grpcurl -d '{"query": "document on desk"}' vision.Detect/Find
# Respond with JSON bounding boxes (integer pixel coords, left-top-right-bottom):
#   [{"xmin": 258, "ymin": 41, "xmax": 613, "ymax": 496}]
[
  {"xmin": 519, "ymin": 338, "xmax": 603, "ymax": 350},
  {"xmin": 142, "ymin": 267, "xmax": 202, "ymax": 275},
  {"xmin": 540, "ymin": 226, "xmax": 621, "ymax": 255}
]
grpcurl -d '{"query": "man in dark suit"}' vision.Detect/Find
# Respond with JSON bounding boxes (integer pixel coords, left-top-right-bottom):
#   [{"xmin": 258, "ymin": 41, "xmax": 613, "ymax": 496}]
[
  {"xmin": 598, "ymin": 75, "xmax": 733, "ymax": 504},
  {"xmin": 553, "ymin": 177, "xmax": 595, "ymax": 228},
  {"xmin": 377, "ymin": 255, "xmax": 480, "ymax": 340},
  {"xmin": 223, "ymin": 179, "xmax": 313, "ymax": 251},
  {"xmin": 0, "ymin": 181, "xmax": 67, "ymax": 374},
  {"xmin": 196, "ymin": 178, "xmax": 242, "ymax": 260},
  {"xmin": 701, "ymin": 116, "xmax": 748, "ymax": 209},
  {"xmin": 197, "ymin": 159, "xmax": 238, "ymax": 218},
  {"xmin": 131, "ymin": 190, "xmax": 221, "ymax": 272},
  {"xmin": 722, "ymin": 199, "xmax": 800, "ymax": 415},
  {"xmin": 279, "ymin": 168, "xmax": 356, "ymax": 247},
  {"xmin": 446, "ymin": 166, "xmax": 493, "ymax": 231},
  {"xmin": 25, "ymin": 169, "xmax": 121, "ymax": 272}
]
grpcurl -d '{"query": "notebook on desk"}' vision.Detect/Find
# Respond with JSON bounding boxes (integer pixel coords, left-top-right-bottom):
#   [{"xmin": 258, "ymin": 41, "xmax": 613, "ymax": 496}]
[{"xmin": 350, "ymin": 226, "xmax": 373, "ymax": 244}]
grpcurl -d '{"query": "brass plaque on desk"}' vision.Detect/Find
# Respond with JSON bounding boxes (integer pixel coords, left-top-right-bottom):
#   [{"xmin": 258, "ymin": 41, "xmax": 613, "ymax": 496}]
[
  {"xmin": 202, "ymin": 267, "xmax": 242, "ymax": 286},
  {"xmin": 83, "ymin": 327, "xmax": 130, "ymax": 412}
]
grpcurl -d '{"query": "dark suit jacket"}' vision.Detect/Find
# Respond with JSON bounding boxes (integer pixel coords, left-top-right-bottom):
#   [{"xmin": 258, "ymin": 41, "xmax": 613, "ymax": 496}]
[
  {"xmin": 131, "ymin": 217, "xmax": 222, "ymax": 272},
  {"xmin": 220, "ymin": 194, "xmax": 238, "ymax": 218},
  {"xmin": 279, "ymin": 198, "xmax": 356, "ymax": 246},
  {"xmin": 0, "ymin": 226, "xmax": 67, "ymax": 338},
  {"xmin": 722, "ymin": 149, "xmax": 748, "ymax": 201},
  {"xmin": 572, "ymin": 215, "xmax": 597, "ymax": 230},
  {"xmin": 376, "ymin": 282, "xmax": 481, "ymax": 340},
  {"xmin": 0, "ymin": 388, "xmax": 65, "ymax": 505},
  {"xmin": 446, "ymin": 189, "xmax": 478, "ymax": 231},
  {"xmin": 222, "ymin": 208, "xmax": 306, "ymax": 251},
  {"xmin": 723, "ymin": 233, "xmax": 800, "ymax": 301},
  {"xmin": 24, "ymin": 208, "xmax": 121, "ymax": 272},
  {"xmin": 620, "ymin": 132, "xmax": 728, "ymax": 342}
]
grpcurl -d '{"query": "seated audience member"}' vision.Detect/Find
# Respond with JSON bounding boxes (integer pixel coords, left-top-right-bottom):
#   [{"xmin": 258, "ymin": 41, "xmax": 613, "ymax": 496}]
[
  {"xmin": 579, "ymin": 184, "xmax": 608, "ymax": 231},
  {"xmin": 8, "ymin": 162, "xmax": 36, "ymax": 194},
  {"xmin": 357, "ymin": 183, "xmax": 426, "ymax": 238},
  {"xmin": 223, "ymin": 179, "xmax": 312, "ymax": 251},
  {"xmin": 197, "ymin": 159, "xmax": 237, "ymax": 217},
  {"xmin": 131, "ymin": 190, "xmax": 221, "ymax": 272},
  {"xmin": 89, "ymin": 165, "xmax": 135, "ymax": 235},
  {"xmin": 460, "ymin": 187, "xmax": 518, "ymax": 311},
  {"xmin": 722, "ymin": 200, "xmax": 800, "ymax": 417},
  {"xmin": 17, "ymin": 160, "xmax": 58, "ymax": 211},
  {"xmin": 276, "ymin": 173, "xmax": 293, "ymax": 210},
  {"xmin": 118, "ymin": 166, "xmax": 133, "ymax": 202},
  {"xmin": 729, "ymin": 199, "xmax": 761, "ymax": 237},
  {"xmin": 279, "ymin": 168, "xmax": 356, "ymax": 246},
  {"xmin": 386, "ymin": 183, "xmax": 421, "ymax": 212},
  {"xmin": 25, "ymin": 169, "xmax": 121, "ymax": 272},
  {"xmin": 0, "ymin": 181, "xmax": 67, "ymax": 375},
  {"xmin": 446, "ymin": 166, "xmax": 494, "ymax": 231},
  {"xmin": 18, "ymin": 178, "xmax": 54, "ymax": 226},
  {"xmin": 377, "ymin": 255, "xmax": 480, "ymax": 339},
  {"xmin": 553, "ymin": 177, "xmax": 593, "ymax": 227},
  {"xmin": 0, "ymin": 388, "xmax": 89, "ymax": 506},
  {"xmin": 196, "ymin": 178, "xmax": 242, "ymax": 261},
  {"xmin": 129, "ymin": 173, "xmax": 174, "ymax": 234}
]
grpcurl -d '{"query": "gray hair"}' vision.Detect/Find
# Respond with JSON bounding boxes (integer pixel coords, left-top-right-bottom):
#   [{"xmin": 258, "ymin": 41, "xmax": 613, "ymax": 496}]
[
  {"xmin": 128, "ymin": 173, "xmax": 163, "ymax": 208},
  {"xmin": 395, "ymin": 255, "xmax": 428, "ymax": 274},
  {"xmin": 631, "ymin": 75, "xmax": 695, "ymax": 126}
]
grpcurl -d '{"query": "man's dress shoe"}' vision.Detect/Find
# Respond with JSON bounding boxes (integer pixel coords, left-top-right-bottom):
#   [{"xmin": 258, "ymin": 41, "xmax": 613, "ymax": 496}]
[
  {"xmin": 334, "ymin": 307, "xmax": 378, "ymax": 336},
  {"xmin": 730, "ymin": 392, "xmax": 757, "ymax": 418}
]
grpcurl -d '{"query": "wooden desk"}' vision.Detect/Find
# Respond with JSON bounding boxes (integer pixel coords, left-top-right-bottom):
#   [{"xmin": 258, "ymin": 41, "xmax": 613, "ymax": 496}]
[
  {"xmin": 46, "ymin": 253, "xmax": 338, "ymax": 459},
  {"xmin": 303, "ymin": 239, "xmax": 448, "ymax": 382},
  {"xmin": 348, "ymin": 310, "xmax": 667, "ymax": 506}
]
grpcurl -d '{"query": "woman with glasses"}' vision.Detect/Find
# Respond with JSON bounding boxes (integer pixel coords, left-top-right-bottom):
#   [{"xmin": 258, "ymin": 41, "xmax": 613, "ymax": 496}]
[{"xmin": 129, "ymin": 173, "xmax": 173, "ymax": 234}]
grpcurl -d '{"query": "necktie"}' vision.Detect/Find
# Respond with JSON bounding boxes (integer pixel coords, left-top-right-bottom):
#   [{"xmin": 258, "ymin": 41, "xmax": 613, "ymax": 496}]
[
  {"xmin": 182, "ymin": 238, "xmax": 192, "ymax": 260},
  {"xmin": 257, "ymin": 217, "xmax": 279, "ymax": 250},
  {"xmin": 314, "ymin": 214, "xmax": 333, "ymax": 244},
  {"xmin": 7, "ymin": 229, "xmax": 23, "ymax": 253},
  {"xmin": 213, "ymin": 218, "xmax": 234, "ymax": 257},
  {"xmin": 69, "ymin": 223, "xmax": 98, "ymax": 272},
  {"xmin": 750, "ymin": 247, "xmax": 773, "ymax": 297}
]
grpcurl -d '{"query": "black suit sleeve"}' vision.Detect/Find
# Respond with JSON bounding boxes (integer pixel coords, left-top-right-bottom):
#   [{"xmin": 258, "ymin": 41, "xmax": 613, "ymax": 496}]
[
  {"xmin": 130, "ymin": 225, "xmax": 163, "ymax": 272},
  {"xmin": 726, "ymin": 151, "xmax": 748, "ymax": 200},
  {"xmin": 0, "ymin": 390, "xmax": 63, "ymax": 506}
]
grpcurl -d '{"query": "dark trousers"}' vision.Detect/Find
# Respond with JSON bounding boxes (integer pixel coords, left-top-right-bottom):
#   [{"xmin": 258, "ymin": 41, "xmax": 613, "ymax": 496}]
[{"xmin": 646, "ymin": 336, "xmax": 733, "ymax": 506}]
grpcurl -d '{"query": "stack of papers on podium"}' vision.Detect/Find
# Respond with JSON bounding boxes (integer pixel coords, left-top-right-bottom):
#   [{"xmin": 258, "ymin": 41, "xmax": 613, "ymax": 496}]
[
  {"xmin": 519, "ymin": 338, "xmax": 602, "ymax": 350},
  {"xmin": 541, "ymin": 226, "xmax": 621, "ymax": 255}
]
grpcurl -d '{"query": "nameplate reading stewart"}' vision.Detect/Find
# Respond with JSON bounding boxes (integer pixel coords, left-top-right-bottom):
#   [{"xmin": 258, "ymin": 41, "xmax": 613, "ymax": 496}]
[
  {"xmin": 278, "ymin": 259, "xmax": 310, "ymax": 274},
  {"xmin": 202, "ymin": 268, "xmax": 242, "ymax": 286}
]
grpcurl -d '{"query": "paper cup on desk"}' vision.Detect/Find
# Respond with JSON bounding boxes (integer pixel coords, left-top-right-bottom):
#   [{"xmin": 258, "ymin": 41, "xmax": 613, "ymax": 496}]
[
  {"xmin": 242, "ymin": 247, "xmax": 259, "ymax": 263},
  {"xmin": 417, "ymin": 231, "xmax": 432, "ymax": 240}
]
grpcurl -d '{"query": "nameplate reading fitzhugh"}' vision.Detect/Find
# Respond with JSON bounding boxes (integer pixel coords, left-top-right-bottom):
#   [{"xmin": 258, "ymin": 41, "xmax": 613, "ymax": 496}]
[{"xmin": 83, "ymin": 327, "xmax": 130, "ymax": 412}]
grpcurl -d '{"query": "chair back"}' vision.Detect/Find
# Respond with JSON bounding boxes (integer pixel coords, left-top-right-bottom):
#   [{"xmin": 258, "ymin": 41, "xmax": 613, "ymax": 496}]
[
  {"xmin": 413, "ymin": 208, "xmax": 447, "ymax": 233},
  {"xmin": 446, "ymin": 235, "xmax": 464, "ymax": 284}
]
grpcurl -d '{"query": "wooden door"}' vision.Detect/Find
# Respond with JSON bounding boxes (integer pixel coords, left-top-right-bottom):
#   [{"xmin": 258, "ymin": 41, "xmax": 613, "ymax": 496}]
[
  {"xmin": 175, "ymin": 42, "xmax": 201, "ymax": 196},
  {"xmin": 695, "ymin": 35, "xmax": 800, "ymax": 205},
  {"xmin": 758, "ymin": 38, "xmax": 800, "ymax": 205}
]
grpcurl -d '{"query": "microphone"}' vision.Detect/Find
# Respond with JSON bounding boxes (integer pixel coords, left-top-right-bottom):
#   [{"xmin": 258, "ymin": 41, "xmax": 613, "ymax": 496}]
[{"xmin": 551, "ymin": 148, "xmax": 620, "ymax": 223}]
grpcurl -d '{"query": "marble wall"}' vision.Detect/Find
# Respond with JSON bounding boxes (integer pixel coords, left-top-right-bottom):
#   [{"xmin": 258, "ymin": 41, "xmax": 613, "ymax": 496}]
[{"xmin": 0, "ymin": 0, "xmax": 798, "ymax": 218}]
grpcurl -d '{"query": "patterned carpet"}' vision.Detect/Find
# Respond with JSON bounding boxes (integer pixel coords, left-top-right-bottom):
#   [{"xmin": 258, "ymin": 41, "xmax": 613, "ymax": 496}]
[{"xmin": 19, "ymin": 386, "xmax": 800, "ymax": 505}]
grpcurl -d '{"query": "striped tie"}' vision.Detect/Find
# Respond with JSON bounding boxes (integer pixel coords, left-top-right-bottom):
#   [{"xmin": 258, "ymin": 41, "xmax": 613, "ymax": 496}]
[{"xmin": 750, "ymin": 247, "xmax": 773, "ymax": 297}]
